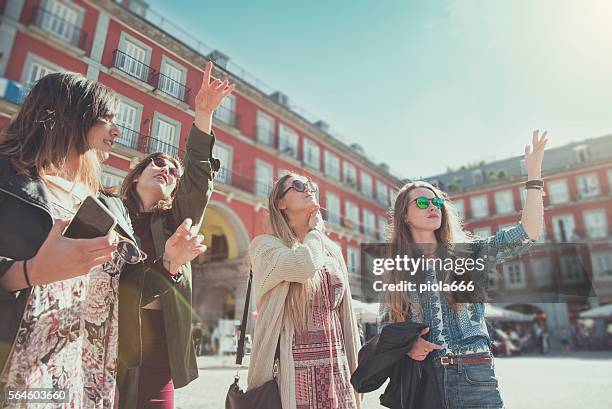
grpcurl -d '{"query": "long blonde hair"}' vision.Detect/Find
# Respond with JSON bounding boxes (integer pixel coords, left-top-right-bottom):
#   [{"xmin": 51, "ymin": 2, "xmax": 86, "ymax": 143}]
[
  {"xmin": 267, "ymin": 173, "xmax": 323, "ymax": 333},
  {"xmin": 383, "ymin": 181, "xmax": 477, "ymax": 323}
]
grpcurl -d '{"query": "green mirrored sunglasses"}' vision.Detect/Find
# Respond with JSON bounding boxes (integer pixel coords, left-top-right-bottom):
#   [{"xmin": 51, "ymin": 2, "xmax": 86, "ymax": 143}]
[{"xmin": 412, "ymin": 196, "xmax": 445, "ymax": 210}]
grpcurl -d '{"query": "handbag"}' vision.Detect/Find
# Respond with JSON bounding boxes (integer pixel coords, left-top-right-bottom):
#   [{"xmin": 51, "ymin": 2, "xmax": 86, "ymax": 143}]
[{"xmin": 225, "ymin": 270, "xmax": 282, "ymax": 409}]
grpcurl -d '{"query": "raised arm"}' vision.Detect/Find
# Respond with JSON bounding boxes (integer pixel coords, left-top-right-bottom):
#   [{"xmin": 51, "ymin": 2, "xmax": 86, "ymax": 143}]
[
  {"xmin": 171, "ymin": 61, "xmax": 235, "ymax": 228},
  {"xmin": 520, "ymin": 129, "xmax": 548, "ymax": 240}
]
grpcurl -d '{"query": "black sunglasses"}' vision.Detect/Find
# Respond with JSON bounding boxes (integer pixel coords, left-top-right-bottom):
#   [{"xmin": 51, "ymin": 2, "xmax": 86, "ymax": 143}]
[
  {"xmin": 280, "ymin": 179, "xmax": 318, "ymax": 198},
  {"xmin": 411, "ymin": 196, "xmax": 445, "ymax": 210},
  {"xmin": 105, "ymin": 231, "xmax": 148, "ymax": 277},
  {"xmin": 150, "ymin": 157, "xmax": 182, "ymax": 178}
]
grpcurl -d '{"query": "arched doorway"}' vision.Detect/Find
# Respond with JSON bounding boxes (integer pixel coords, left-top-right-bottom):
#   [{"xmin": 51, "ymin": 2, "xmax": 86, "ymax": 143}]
[{"xmin": 191, "ymin": 201, "xmax": 251, "ymax": 328}]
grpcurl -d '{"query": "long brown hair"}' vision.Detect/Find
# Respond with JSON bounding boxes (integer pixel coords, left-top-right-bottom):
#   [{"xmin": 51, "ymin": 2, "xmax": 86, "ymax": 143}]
[
  {"xmin": 267, "ymin": 173, "xmax": 323, "ymax": 333},
  {"xmin": 0, "ymin": 72, "xmax": 119, "ymax": 192},
  {"xmin": 383, "ymin": 181, "xmax": 479, "ymax": 323},
  {"xmin": 121, "ymin": 152, "xmax": 183, "ymax": 215}
]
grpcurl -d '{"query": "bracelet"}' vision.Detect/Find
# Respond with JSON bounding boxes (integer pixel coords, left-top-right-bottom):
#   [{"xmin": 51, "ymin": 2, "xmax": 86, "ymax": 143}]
[
  {"xmin": 525, "ymin": 179, "xmax": 544, "ymax": 188},
  {"xmin": 23, "ymin": 259, "xmax": 33, "ymax": 288}
]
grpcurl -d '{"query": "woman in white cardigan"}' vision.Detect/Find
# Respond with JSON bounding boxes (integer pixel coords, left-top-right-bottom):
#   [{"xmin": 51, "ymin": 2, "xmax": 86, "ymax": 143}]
[{"xmin": 247, "ymin": 173, "xmax": 361, "ymax": 409}]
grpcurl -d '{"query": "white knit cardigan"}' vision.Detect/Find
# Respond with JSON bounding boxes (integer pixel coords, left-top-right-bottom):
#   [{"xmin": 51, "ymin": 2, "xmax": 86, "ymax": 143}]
[{"xmin": 246, "ymin": 230, "xmax": 362, "ymax": 409}]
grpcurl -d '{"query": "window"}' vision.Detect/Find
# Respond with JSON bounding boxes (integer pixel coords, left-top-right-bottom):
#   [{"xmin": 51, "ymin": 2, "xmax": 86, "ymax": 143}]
[
  {"xmin": 488, "ymin": 273, "xmax": 499, "ymax": 290},
  {"xmin": 115, "ymin": 99, "xmax": 141, "ymax": 149},
  {"xmin": 576, "ymin": 173, "xmax": 600, "ymax": 198},
  {"xmin": 303, "ymin": 138, "xmax": 320, "ymax": 169},
  {"xmin": 454, "ymin": 199, "xmax": 465, "ymax": 220},
  {"xmin": 118, "ymin": 38, "xmax": 149, "ymax": 81},
  {"xmin": 520, "ymin": 188, "xmax": 528, "ymax": 207},
  {"xmin": 376, "ymin": 181, "xmax": 389, "ymax": 205},
  {"xmin": 503, "ymin": 262, "xmax": 525, "ymax": 289},
  {"xmin": 536, "ymin": 223, "xmax": 547, "ymax": 244},
  {"xmin": 494, "ymin": 190, "xmax": 514, "ymax": 215},
  {"xmin": 213, "ymin": 142, "xmax": 232, "ymax": 184},
  {"xmin": 608, "ymin": 169, "xmax": 612, "ymax": 192},
  {"xmin": 362, "ymin": 209, "xmax": 376, "ymax": 237},
  {"xmin": 324, "ymin": 151, "xmax": 341, "ymax": 180},
  {"xmin": 343, "ymin": 162, "xmax": 357, "ymax": 187},
  {"xmin": 574, "ymin": 145, "xmax": 590, "ymax": 163},
  {"xmin": 531, "ymin": 258, "xmax": 553, "ymax": 287},
  {"xmin": 347, "ymin": 246, "xmax": 361, "ymax": 276},
  {"xmin": 214, "ymin": 94, "xmax": 236, "ymax": 126},
  {"xmin": 583, "ymin": 209, "xmax": 607, "ymax": 239},
  {"xmin": 151, "ymin": 114, "xmax": 180, "ymax": 156},
  {"xmin": 390, "ymin": 189, "xmax": 398, "ymax": 207},
  {"xmin": 345, "ymin": 201, "xmax": 359, "ymax": 232},
  {"xmin": 560, "ymin": 255, "xmax": 584, "ymax": 283},
  {"xmin": 40, "ymin": 0, "xmax": 82, "ymax": 46},
  {"xmin": 326, "ymin": 192, "xmax": 340, "ymax": 224},
  {"xmin": 256, "ymin": 111, "xmax": 275, "ymax": 145},
  {"xmin": 548, "ymin": 179, "xmax": 570, "ymax": 204},
  {"xmin": 472, "ymin": 169, "xmax": 484, "ymax": 185},
  {"xmin": 470, "ymin": 195, "xmax": 489, "ymax": 219},
  {"xmin": 473, "ymin": 227, "xmax": 491, "ymax": 239},
  {"xmin": 278, "ymin": 124, "xmax": 298, "ymax": 158},
  {"xmin": 378, "ymin": 215, "xmax": 388, "ymax": 241},
  {"xmin": 361, "ymin": 173, "xmax": 373, "ymax": 197},
  {"xmin": 159, "ymin": 57, "xmax": 187, "ymax": 101},
  {"xmin": 552, "ymin": 214, "xmax": 575, "ymax": 242},
  {"xmin": 255, "ymin": 160, "xmax": 274, "ymax": 197},
  {"xmin": 591, "ymin": 252, "xmax": 612, "ymax": 281},
  {"xmin": 22, "ymin": 54, "xmax": 60, "ymax": 86}
]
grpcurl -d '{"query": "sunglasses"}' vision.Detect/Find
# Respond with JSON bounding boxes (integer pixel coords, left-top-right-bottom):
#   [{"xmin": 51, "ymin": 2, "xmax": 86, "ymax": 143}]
[
  {"xmin": 150, "ymin": 157, "xmax": 182, "ymax": 178},
  {"xmin": 105, "ymin": 231, "xmax": 148, "ymax": 276},
  {"xmin": 412, "ymin": 196, "xmax": 445, "ymax": 210},
  {"xmin": 280, "ymin": 179, "xmax": 318, "ymax": 198}
]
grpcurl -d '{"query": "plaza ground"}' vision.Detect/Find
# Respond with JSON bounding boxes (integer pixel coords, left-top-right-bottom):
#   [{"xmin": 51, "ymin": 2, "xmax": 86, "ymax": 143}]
[{"xmin": 175, "ymin": 351, "xmax": 612, "ymax": 409}]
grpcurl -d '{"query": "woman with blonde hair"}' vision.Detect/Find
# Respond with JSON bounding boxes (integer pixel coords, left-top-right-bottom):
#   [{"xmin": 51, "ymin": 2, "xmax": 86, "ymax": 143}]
[
  {"xmin": 381, "ymin": 131, "xmax": 548, "ymax": 408},
  {"xmin": 247, "ymin": 173, "xmax": 361, "ymax": 409}
]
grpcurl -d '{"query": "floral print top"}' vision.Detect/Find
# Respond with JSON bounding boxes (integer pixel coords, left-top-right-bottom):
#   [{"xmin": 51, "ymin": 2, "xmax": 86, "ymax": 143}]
[{"xmin": 1, "ymin": 177, "xmax": 125, "ymax": 409}]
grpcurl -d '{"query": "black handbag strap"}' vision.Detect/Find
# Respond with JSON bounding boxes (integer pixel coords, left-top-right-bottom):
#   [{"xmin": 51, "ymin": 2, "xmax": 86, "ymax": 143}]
[
  {"xmin": 235, "ymin": 269, "xmax": 281, "ymax": 366},
  {"xmin": 236, "ymin": 270, "xmax": 253, "ymax": 365}
]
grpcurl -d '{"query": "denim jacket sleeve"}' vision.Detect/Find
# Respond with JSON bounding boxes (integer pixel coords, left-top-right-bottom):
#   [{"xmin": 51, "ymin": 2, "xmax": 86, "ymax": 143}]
[{"xmin": 471, "ymin": 222, "xmax": 535, "ymax": 289}]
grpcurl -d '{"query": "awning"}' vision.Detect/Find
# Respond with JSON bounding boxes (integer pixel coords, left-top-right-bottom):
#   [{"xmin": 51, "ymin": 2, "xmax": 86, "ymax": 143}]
[
  {"xmin": 485, "ymin": 304, "xmax": 533, "ymax": 322},
  {"xmin": 352, "ymin": 299, "xmax": 381, "ymax": 323},
  {"xmin": 579, "ymin": 304, "xmax": 612, "ymax": 319}
]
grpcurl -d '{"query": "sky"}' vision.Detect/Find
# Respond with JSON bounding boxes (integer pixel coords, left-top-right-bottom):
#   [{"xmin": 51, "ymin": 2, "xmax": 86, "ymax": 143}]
[{"xmin": 146, "ymin": 0, "xmax": 612, "ymax": 180}]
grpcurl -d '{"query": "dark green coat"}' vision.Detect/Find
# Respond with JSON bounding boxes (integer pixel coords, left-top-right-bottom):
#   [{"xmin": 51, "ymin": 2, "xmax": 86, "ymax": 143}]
[{"xmin": 118, "ymin": 124, "xmax": 219, "ymax": 408}]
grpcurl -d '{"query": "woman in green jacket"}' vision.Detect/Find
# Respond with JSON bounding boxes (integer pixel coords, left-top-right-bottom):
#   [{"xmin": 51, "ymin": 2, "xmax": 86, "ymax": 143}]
[{"xmin": 117, "ymin": 61, "xmax": 235, "ymax": 409}]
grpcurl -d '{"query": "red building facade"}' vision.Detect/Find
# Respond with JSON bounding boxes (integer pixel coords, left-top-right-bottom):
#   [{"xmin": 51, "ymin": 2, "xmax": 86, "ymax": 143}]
[{"xmin": 0, "ymin": 0, "xmax": 401, "ymax": 325}]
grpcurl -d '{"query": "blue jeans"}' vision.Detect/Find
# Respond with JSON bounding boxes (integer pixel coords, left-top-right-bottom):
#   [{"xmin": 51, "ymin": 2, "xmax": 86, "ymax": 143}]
[{"xmin": 430, "ymin": 352, "xmax": 504, "ymax": 409}]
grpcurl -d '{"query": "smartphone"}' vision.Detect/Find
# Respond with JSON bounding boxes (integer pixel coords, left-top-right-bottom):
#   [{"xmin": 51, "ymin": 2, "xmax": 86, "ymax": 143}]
[{"xmin": 63, "ymin": 196, "xmax": 117, "ymax": 239}]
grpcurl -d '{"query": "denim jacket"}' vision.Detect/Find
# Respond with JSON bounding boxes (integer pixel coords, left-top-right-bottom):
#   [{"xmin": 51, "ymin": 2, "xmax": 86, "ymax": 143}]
[{"xmin": 383, "ymin": 223, "xmax": 535, "ymax": 357}]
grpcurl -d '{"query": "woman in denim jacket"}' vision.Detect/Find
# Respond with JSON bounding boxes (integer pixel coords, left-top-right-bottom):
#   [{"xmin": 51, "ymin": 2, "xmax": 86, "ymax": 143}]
[{"xmin": 381, "ymin": 131, "xmax": 548, "ymax": 409}]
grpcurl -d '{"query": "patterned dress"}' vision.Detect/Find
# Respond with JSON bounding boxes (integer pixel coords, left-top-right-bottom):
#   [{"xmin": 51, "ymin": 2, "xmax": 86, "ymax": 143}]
[
  {"xmin": 292, "ymin": 253, "xmax": 357, "ymax": 409},
  {"xmin": 1, "ymin": 178, "xmax": 125, "ymax": 409}
]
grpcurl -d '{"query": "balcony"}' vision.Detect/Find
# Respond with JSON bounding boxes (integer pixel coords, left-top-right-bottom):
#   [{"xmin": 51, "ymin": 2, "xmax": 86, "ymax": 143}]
[
  {"xmin": 153, "ymin": 72, "xmax": 191, "ymax": 103},
  {"xmin": 112, "ymin": 49, "xmax": 156, "ymax": 85},
  {"xmin": 30, "ymin": 6, "xmax": 87, "ymax": 49},
  {"xmin": 139, "ymin": 136, "xmax": 185, "ymax": 160},
  {"xmin": 115, "ymin": 125, "xmax": 145, "ymax": 150}
]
